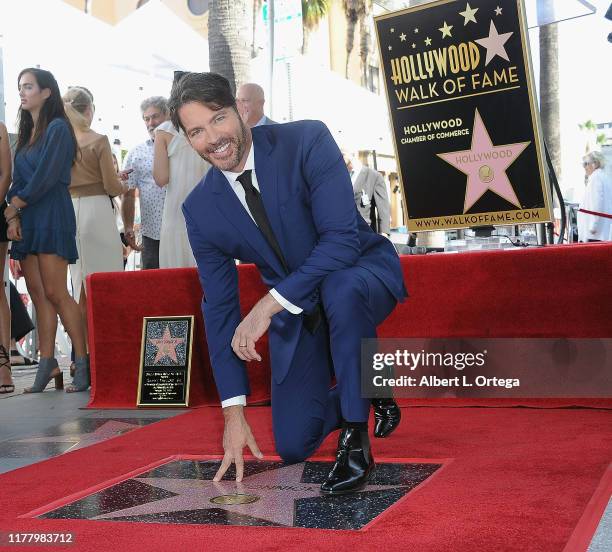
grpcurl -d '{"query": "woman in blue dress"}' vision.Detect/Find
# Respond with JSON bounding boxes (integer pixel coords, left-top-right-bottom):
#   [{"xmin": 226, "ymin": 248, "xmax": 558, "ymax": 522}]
[{"xmin": 4, "ymin": 68, "xmax": 89, "ymax": 393}]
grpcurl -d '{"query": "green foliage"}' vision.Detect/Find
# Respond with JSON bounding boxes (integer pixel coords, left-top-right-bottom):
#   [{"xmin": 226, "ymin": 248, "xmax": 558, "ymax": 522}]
[
  {"xmin": 302, "ymin": 0, "xmax": 330, "ymax": 30},
  {"xmin": 579, "ymin": 119, "xmax": 608, "ymax": 152}
]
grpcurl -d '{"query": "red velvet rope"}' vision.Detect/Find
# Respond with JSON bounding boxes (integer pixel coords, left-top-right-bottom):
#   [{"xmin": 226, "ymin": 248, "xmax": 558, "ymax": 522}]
[{"xmin": 578, "ymin": 208, "xmax": 612, "ymax": 220}]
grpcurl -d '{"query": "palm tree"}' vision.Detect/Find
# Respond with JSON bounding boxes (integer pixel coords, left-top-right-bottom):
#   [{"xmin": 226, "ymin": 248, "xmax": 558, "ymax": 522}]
[
  {"xmin": 343, "ymin": 0, "xmax": 366, "ymax": 79},
  {"xmin": 302, "ymin": 0, "xmax": 330, "ymax": 54},
  {"xmin": 539, "ymin": 23, "xmax": 561, "ymax": 180},
  {"xmin": 208, "ymin": 0, "xmax": 251, "ymax": 94},
  {"xmin": 252, "ymin": 0, "xmax": 264, "ymax": 58},
  {"xmin": 358, "ymin": 0, "xmax": 373, "ymax": 88},
  {"xmin": 579, "ymin": 120, "xmax": 607, "ymax": 153}
]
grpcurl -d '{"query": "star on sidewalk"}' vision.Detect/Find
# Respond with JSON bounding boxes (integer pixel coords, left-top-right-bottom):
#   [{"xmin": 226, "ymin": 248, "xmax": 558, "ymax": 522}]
[
  {"xmin": 439, "ymin": 21, "xmax": 453, "ymax": 39},
  {"xmin": 459, "ymin": 3, "xmax": 478, "ymax": 25},
  {"xmin": 13, "ymin": 421, "xmax": 143, "ymax": 454},
  {"xmin": 91, "ymin": 463, "xmax": 399, "ymax": 527},
  {"xmin": 437, "ymin": 110, "xmax": 530, "ymax": 213},
  {"xmin": 475, "ymin": 20, "xmax": 513, "ymax": 65},
  {"xmin": 149, "ymin": 326, "xmax": 185, "ymax": 364}
]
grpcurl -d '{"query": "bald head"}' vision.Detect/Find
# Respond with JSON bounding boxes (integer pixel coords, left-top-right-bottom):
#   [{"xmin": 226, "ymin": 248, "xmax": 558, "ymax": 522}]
[{"xmin": 236, "ymin": 83, "xmax": 266, "ymax": 127}]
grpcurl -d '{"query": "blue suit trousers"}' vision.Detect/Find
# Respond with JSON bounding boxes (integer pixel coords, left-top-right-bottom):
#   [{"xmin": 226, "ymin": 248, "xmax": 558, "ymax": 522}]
[{"xmin": 271, "ymin": 266, "xmax": 397, "ymax": 463}]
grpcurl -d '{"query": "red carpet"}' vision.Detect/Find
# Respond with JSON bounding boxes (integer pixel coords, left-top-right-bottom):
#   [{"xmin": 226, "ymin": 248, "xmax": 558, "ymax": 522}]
[
  {"xmin": 0, "ymin": 406, "xmax": 610, "ymax": 551},
  {"xmin": 86, "ymin": 243, "xmax": 612, "ymax": 409}
]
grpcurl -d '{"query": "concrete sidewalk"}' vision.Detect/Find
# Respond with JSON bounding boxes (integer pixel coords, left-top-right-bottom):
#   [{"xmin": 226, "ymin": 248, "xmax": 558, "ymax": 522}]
[{"xmin": 0, "ymin": 359, "xmax": 184, "ymax": 475}]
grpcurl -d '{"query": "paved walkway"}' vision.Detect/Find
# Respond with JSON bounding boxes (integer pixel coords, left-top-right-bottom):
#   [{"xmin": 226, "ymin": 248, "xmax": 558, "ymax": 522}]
[{"xmin": 0, "ymin": 358, "xmax": 183, "ymax": 474}]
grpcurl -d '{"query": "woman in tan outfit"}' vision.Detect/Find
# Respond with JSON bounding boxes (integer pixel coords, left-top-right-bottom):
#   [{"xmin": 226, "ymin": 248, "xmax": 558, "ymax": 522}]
[{"xmin": 63, "ymin": 87, "xmax": 125, "ymax": 384}]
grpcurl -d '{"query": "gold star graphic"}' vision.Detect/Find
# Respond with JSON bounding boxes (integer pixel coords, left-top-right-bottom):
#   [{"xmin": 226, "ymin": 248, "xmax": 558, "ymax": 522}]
[
  {"xmin": 459, "ymin": 3, "xmax": 478, "ymax": 25},
  {"xmin": 412, "ymin": 43, "xmax": 416, "ymax": 49},
  {"xmin": 425, "ymin": 37, "xmax": 432, "ymax": 46},
  {"xmin": 414, "ymin": 28, "xmax": 419, "ymax": 33},
  {"xmin": 390, "ymin": 27, "xmax": 395, "ymax": 33},
  {"xmin": 400, "ymin": 32, "xmax": 407, "ymax": 41},
  {"xmin": 388, "ymin": 45, "xmax": 392, "ymax": 51},
  {"xmin": 495, "ymin": 6, "xmax": 503, "ymax": 16},
  {"xmin": 439, "ymin": 21, "xmax": 453, "ymax": 38}
]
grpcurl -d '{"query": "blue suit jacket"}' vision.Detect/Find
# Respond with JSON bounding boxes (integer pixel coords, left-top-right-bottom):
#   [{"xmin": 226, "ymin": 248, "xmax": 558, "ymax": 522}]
[{"xmin": 182, "ymin": 120, "xmax": 407, "ymax": 402}]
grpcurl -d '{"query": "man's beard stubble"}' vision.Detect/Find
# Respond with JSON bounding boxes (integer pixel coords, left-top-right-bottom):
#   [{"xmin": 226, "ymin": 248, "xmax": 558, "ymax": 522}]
[{"xmin": 197, "ymin": 116, "xmax": 249, "ymax": 172}]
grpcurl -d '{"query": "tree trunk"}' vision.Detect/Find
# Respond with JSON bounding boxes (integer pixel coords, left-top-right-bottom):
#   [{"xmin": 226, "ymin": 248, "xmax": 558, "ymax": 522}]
[
  {"xmin": 208, "ymin": 0, "xmax": 251, "ymax": 94},
  {"xmin": 302, "ymin": 27, "xmax": 311, "ymax": 55},
  {"xmin": 252, "ymin": 0, "xmax": 263, "ymax": 58},
  {"xmin": 344, "ymin": 0, "xmax": 364, "ymax": 79},
  {"xmin": 359, "ymin": 1, "xmax": 372, "ymax": 88},
  {"xmin": 539, "ymin": 24, "xmax": 561, "ymax": 180}
]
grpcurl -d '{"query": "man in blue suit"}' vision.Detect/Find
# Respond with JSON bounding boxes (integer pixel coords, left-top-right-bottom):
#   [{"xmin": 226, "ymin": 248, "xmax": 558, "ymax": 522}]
[{"xmin": 170, "ymin": 73, "xmax": 407, "ymax": 494}]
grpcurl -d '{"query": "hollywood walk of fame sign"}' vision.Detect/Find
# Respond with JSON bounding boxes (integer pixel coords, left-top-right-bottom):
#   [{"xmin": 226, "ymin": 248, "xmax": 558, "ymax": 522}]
[
  {"xmin": 137, "ymin": 316, "xmax": 194, "ymax": 407},
  {"xmin": 38, "ymin": 459, "xmax": 443, "ymax": 530},
  {"xmin": 375, "ymin": 0, "xmax": 553, "ymax": 232}
]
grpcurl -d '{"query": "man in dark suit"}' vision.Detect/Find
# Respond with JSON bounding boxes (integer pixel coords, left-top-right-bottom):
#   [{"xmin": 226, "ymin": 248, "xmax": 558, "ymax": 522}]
[{"xmin": 170, "ymin": 73, "xmax": 406, "ymax": 494}]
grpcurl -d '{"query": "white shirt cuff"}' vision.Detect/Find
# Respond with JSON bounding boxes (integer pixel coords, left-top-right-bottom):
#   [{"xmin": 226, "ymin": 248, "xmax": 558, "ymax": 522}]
[
  {"xmin": 221, "ymin": 395, "xmax": 247, "ymax": 408},
  {"xmin": 269, "ymin": 289, "xmax": 303, "ymax": 314}
]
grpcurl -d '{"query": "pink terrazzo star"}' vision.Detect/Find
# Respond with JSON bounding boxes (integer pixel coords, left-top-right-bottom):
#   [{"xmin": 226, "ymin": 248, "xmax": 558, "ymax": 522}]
[
  {"xmin": 149, "ymin": 326, "xmax": 185, "ymax": 364},
  {"xmin": 437, "ymin": 110, "xmax": 530, "ymax": 213}
]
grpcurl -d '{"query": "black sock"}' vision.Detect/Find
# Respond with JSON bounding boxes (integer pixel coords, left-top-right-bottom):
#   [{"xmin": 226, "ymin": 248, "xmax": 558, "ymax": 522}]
[{"xmin": 342, "ymin": 421, "xmax": 368, "ymax": 430}]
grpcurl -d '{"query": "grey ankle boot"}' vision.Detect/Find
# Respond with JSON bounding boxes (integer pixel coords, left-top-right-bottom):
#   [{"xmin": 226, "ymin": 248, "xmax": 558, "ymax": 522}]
[
  {"xmin": 66, "ymin": 356, "xmax": 90, "ymax": 393},
  {"xmin": 24, "ymin": 358, "xmax": 62, "ymax": 393}
]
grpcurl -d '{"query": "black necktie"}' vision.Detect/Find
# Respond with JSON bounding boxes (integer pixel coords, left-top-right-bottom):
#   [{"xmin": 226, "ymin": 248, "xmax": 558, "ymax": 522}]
[
  {"xmin": 236, "ymin": 169, "xmax": 321, "ymax": 334},
  {"xmin": 236, "ymin": 170, "xmax": 288, "ymax": 273}
]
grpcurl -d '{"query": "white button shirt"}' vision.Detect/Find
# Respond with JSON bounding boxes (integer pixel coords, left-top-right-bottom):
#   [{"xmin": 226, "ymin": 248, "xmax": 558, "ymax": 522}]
[{"xmin": 219, "ymin": 143, "xmax": 301, "ymax": 408}]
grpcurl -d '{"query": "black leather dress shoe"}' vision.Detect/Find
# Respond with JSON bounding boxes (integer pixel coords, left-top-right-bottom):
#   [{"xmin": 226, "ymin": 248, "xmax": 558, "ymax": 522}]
[
  {"xmin": 372, "ymin": 398, "xmax": 401, "ymax": 438},
  {"xmin": 320, "ymin": 427, "xmax": 374, "ymax": 495}
]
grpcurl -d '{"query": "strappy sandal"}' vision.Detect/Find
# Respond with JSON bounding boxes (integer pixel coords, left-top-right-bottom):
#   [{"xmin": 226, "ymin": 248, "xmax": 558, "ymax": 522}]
[
  {"xmin": 0, "ymin": 345, "xmax": 15, "ymax": 394},
  {"xmin": 10, "ymin": 349, "xmax": 38, "ymax": 366}
]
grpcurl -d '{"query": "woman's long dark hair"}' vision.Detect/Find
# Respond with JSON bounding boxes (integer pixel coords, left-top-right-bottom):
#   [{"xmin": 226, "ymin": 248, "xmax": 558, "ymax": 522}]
[{"xmin": 16, "ymin": 68, "xmax": 77, "ymax": 162}]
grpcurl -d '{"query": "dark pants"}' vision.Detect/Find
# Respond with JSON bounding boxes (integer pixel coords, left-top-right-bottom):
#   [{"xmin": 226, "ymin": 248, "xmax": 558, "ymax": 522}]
[
  {"xmin": 141, "ymin": 236, "xmax": 160, "ymax": 270},
  {"xmin": 271, "ymin": 266, "xmax": 398, "ymax": 463}
]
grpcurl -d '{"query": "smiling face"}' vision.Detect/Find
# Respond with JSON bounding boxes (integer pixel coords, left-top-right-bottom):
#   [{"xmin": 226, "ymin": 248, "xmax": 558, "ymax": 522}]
[
  {"xmin": 178, "ymin": 101, "xmax": 251, "ymax": 172},
  {"xmin": 18, "ymin": 72, "xmax": 50, "ymax": 113}
]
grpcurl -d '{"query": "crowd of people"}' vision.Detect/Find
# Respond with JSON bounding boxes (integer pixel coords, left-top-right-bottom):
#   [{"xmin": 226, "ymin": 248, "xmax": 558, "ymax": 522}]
[
  {"xmin": 0, "ymin": 68, "xmax": 219, "ymax": 394},
  {"xmin": 3, "ymin": 65, "xmax": 605, "ymax": 400},
  {"xmin": 0, "ymin": 67, "xmax": 390, "ymax": 396}
]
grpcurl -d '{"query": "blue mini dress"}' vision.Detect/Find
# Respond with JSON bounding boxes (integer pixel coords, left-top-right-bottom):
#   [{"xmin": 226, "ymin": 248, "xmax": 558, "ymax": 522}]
[{"xmin": 8, "ymin": 118, "xmax": 78, "ymax": 263}]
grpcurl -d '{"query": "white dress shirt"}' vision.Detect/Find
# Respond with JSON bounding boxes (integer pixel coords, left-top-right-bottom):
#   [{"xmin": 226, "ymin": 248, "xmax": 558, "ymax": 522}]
[{"xmin": 219, "ymin": 143, "xmax": 301, "ymax": 408}]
